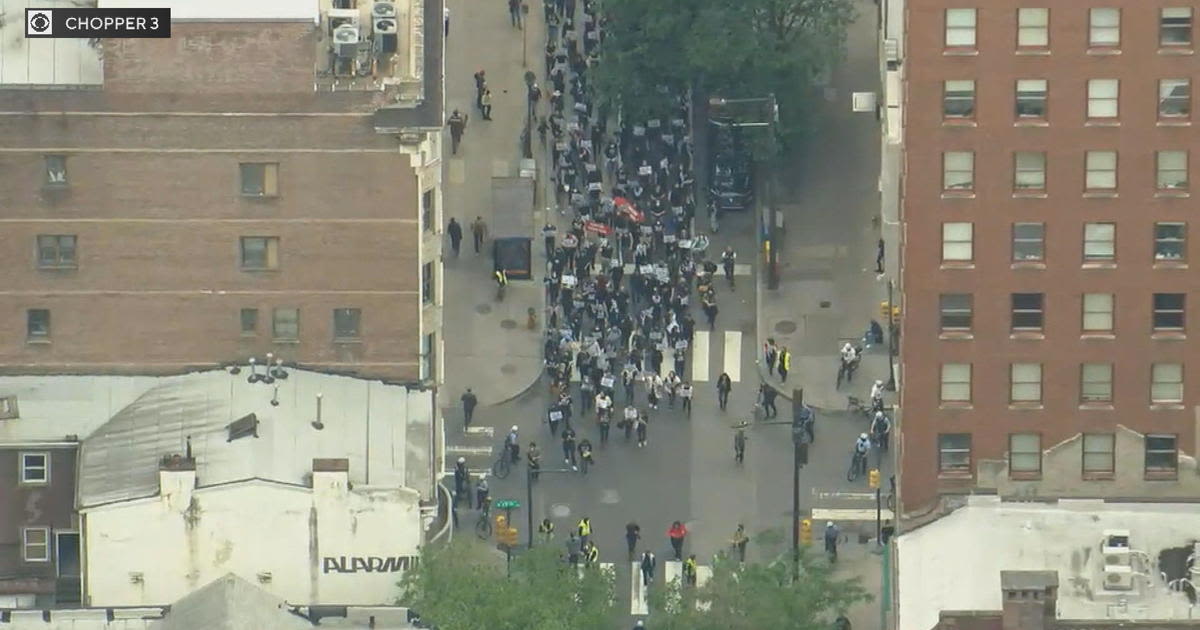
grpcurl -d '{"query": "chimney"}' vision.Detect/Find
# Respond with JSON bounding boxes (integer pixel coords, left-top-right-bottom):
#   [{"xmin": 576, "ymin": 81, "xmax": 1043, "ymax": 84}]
[
  {"xmin": 1001, "ymin": 570, "xmax": 1058, "ymax": 630},
  {"xmin": 158, "ymin": 454, "xmax": 197, "ymax": 512},
  {"xmin": 312, "ymin": 458, "xmax": 350, "ymax": 498}
]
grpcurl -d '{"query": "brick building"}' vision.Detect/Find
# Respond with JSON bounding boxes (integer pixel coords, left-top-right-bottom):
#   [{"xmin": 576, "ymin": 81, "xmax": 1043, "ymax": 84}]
[
  {"xmin": 898, "ymin": 1, "xmax": 1200, "ymax": 519},
  {"xmin": 0, "ymin": 0, "xmax": 445, "ymax": 384}
]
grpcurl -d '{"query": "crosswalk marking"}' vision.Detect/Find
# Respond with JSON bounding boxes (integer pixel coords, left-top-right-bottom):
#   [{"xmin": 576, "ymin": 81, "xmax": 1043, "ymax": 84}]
[
  {"xmin": 695, "ymin": 565, "xmax": 713, "ymax": 611},
  {"xmin": 464, "ymin": 426, "xmax": 495, "ymax": 437},
  {"xmin": 620, "ymin": 263, "xmax": 751, "ymax": 276},
  {"xmin": 446, "ymin": 445, "xmax": 493, "ymax": 455},
  {"xmin": 664, "ymin": 562, "xmax": 714, "ymax": 611},
  {"xmin": 811, "ymin": 507, "xmax": 895, "ymax": 521},
  {"xmin": 577, "ymin": 562, "xmax": 615, "ymax": 580},
  {"xmin": 630, "ymin": 561, "xmax": 650, "ymax": 615},
  {"xmin": 723, "ymin": 331, "xmax": 742, "ymax": 382},
  {"xmin": 664, "ymin": 560, "xmax": 682, "ymax": 585},
  {"xmin": 692, "ymin": 331, "xmax": 710, "ymax": 382}
]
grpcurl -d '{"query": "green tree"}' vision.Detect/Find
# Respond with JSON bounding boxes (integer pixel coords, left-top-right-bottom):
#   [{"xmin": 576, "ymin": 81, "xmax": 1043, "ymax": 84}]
[
  {"xmin": 398, "ymin": 540, "xmax": 617, "ymax": 630},
  {"xmin": 593, "ymin": 0, "xmax": 856, "ymax": 154},
  {"xmin": 647, "ymin": 531, "xmax": 870, "ymax": 630}
]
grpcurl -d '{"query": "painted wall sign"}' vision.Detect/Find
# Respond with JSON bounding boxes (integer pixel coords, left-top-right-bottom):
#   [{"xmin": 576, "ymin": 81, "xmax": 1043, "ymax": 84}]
[{"xmin": 322, "ymin": 556, "xmax": 419, "ymax": 574}]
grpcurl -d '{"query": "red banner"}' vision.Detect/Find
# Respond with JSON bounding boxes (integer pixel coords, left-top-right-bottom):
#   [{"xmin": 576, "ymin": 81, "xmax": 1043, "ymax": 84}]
[
  {"xmin": 613, "ymin": 196, "xmax": 644, "ymax": 223},
  {"xmin": 584, "ymin": 221, "xmax": 612, "ymax": 235}
]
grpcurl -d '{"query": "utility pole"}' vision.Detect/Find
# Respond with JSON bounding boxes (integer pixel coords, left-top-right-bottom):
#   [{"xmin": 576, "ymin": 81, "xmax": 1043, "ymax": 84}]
[{"xmin": 757, "ymin": 387, "xmax": 811, "ymax": 581}]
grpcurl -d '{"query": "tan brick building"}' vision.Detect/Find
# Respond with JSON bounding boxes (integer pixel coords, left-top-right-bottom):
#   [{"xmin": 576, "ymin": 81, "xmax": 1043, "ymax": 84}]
[
  {"xmin": 898, "ymin": 1, "xmax": 1199, "ymax": 519},
  {"xmin": 0, "ymin": 0, "xmax": 445, "ymax": 384}
]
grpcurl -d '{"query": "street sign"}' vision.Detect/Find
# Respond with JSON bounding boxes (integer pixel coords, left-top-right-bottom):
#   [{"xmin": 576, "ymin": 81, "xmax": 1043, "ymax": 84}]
[{"xmin": 494, "ymin": 499, "xmax": 521, "ymax": 510}]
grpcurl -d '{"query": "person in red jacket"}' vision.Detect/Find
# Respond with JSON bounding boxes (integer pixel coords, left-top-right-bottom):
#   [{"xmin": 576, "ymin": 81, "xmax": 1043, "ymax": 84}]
[{"xmin": 667, "ymin": 521, "xmax": 688, "ymax": 560}]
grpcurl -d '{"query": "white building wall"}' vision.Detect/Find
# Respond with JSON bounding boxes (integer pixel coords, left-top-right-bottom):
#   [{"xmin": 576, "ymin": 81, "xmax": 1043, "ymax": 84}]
[{"xmin": 83, "ymin": 479, "xmax": 421, "ymax": 607}]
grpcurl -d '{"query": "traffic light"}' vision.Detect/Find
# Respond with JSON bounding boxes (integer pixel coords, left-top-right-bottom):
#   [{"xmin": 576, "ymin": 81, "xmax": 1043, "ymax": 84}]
[
  {"xmin": 495, "ymin": 514, "xmax": 508, "ymax": 529},
  {"xmin": 800, "ymin": 519, "xmax": 812, "ymax": 545},
  {"xmin": 868, "ymin": 468, "xmax": 881, "ymax": 489},
  {"xmin": 498, "ymin": 527, "xmax": 519, "ymax": 547},
  {"xmin": 879, "ymin": 301, "xmax": 901, "ymax": 322}
]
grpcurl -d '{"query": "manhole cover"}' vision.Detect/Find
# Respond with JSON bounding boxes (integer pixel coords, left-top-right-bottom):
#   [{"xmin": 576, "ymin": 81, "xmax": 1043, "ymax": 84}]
[
  {"xmin": 500, "ymin": 319, "xmax": 518, "ymax": 329},
  {"xmin": 476, "ymin": 304, "xmax": 493, "ymax": 315},
  {"xmin": 819, "ymin": 301, "xmax": 832, "ymax": 309},
  {"xmin": 599, "ymin": 489, "xmax": 620, "ymax": 504},
  {"xmin": 500, "ymin": 364, "xmax": 517, "ymax": 374},
  {"xmin": 550, "ymin": 503, "xmax": 572, "ymax": 518},
  {"xmin": 775, "ymin": 320, "xmax": 798, "ymax": 334}
]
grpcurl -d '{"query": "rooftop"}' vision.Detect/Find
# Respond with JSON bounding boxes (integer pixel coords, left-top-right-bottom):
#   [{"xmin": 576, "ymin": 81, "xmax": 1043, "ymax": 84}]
[
  {"xmin": 0, "ymin": 0, "xmax": 104, "ymax": 87},
  {"xmin": 0, "ymin": 367, "xmax": 433, "ymax": 507},
  {"xmin": 898, "ymin": 497, "xmax": 1200, "ymax": 630}
]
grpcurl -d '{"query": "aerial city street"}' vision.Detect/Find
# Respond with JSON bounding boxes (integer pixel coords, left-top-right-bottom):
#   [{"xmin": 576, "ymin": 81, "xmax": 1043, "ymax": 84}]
[{"xmin": 1, "ymin": 0, "xmax": 1199, "ymax": 628}]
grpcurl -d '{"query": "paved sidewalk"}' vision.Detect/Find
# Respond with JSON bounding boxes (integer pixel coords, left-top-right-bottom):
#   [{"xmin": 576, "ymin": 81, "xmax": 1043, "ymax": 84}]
[
  {"xmin": 754, "ymin": 0, "xmax": 892, "ymax": 412},
  {"xmin": 441, "ymin": 0, "xmax": 548, "ymax": 412}
]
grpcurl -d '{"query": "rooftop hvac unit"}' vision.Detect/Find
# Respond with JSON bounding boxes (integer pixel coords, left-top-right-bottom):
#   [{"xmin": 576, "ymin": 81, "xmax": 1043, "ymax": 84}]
[
  {"xmin": 373, "ymin": 1, "xmax": 397, "ymax": 20},
  {"xmin": 1103, "ymin": 565, "xmax": 1135, "ymax": 591},
  {"xmin": 375, "ymin": 18, "xmax": 398, "ymax": 54},
  {"xmin": 327, "ymin": 7, "xmax": 359, "ymax": 34},
  {"xmin": 333, "ymin": 24, "xmax": 360, "ymax": 59},
  {"xmin": 1103, "ymin": 530, "xmax": 1133, "ymax": 567}
]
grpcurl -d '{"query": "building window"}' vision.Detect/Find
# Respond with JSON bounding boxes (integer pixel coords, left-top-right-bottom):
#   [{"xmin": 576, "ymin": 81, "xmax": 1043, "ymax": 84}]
[
  {"xmin": 422, "ymin": 189, "xmax": 435, "ymax": 232},
  {"xmin": 1086, "ymin": 79, "xmax": 1119, "ymax": 119},
  {"xmin": 1151, "ymin": 363, "xmax": 1183, "ymax": 403},
  {"xmin": 939, "ymin": 293, "xmax": 972, "ymax": 331},
  {"xmin": 1159, "ymin": 79, "xmax": 1191, "ymax": 118},
  {"xmin": 1011, "ymin": 363, "xmax": 1043, "ymax": 403},
  {"xmin": 1145, "ymin": 434, "xmax": 1178, "ymax": 475},
  {"xmin": 945, "ymin": 9, "xmax": 977, "ymax": 48},
  {"xmin": 943, "ymin": 80, "xmax": 975, "ymax": 119},
  {"xmin": 943, "ymin": 152, "xmax": 974, "ymax": 191},
  {"xmin": 1016, "ymin": 79, "xmax": 1048, "ymax": 119},
  {"xmin": 1152, "ymin": 293, "xmax": 1185, "ymax": 331},
  {"xmin": 422, "ymin": 262, "xmax": 434, "ymax": 305},
  {"xmin": 1009, "ymin": 434, "xmax": 1041, "ymax": 475},
  {"xmin": 44, "ymin": 155, "xmax": 67, "ymax": 187},
  {"xmin": 239, "ymin": 163, "xmax": 279, "ymax": 197},
  {"xmin": 1160, "ymin": 8, "xmax": 1193, "ymax": 47},
  {"xmin": 20, "ymin": 453, "xmax": 48, "ymax": 484},
  {"xmin": 1083, "ymin": 433, "xmax": 1115, "ymax": 475},
  {"xmin": 27, "ymin": 309, "xmax": 50, "ymax": 340},
  {"xmin": 1084, "ymin": 223, "xmax": 1116, "ymax": 261},
  {"xmin": 272, "ymin": 308, "xmax": 299, "ymax": 341},
  {"xmin": 420, "ymin": 332, "xmax": 436, "ymax": 381},
  {"xmin": 240, "ymin": 237, "xmax": 280, "ymax": 270},
  {"xmin": 1084, "ymin": 151, "xmax": 1117, "ymax": 191},
  {"xmin": 1157, "ymin": 151, "xmax": 1189, "ymax": 191},
  {"xmin": 1082, "ymin": 293, "xmax": 1114, "ymax": 333},
  {"xmin": 1154, "ymin": 222, "xmax": 1186, "ymax": 261},
  {"xmin": 240, "ymin": 308, "xmax": 258, "ymax": 335},
  {"xmin": 0, "ymin": 396, "xmax": 18, "ymax": 420},
  {"xmin": 938, "ymin": 434, "xmax": 972, "ymax": 474},
  {"xmin": 1012, "ymin": 223, "xmax": 1045, "ymax": 262},
  {"xmin": 22, "ymin": 528, "xmax": 50, "ymax": 562},
  {"xmin": 942, "ymin": 222, "xmax": 973, "ymax": 262},
  {"xmin": 1017, "ymin": 8, "xmax": 1049, "ymax": 48},
  {"xmin": 36, "ymin": 235, "xmax": 77, "ymax": 269},
  {"xmin": 1081, "ymin": 363, "xmax": 1114, "ymax": 403},
  {"xmin": 1011, "ymin": 293, "xmax": 1044, "ymax": 331},
  {"xmin": 1089, "ymin": 8, "xmax": 1120, "ymax": 48},
  {"xmin": 940, "ymin": 363, "xmax": 971, "ymax": 403},
  {"xmin": 1014, "ymin": 152, "xmax": 1046, "ymax": 191},
  {"xmin": 333, "ymin": 308, "xmax": 361, "ymax": 340}
]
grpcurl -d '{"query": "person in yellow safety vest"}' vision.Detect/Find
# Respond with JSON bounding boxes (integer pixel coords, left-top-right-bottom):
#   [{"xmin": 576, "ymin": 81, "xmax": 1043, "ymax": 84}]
[
  {"xmin": 539, "ymin": 518, "xmax": 555, "ymax": 542},
  {"xmin": 577, "ymin": 517, "xmax": 592, "ymax": 547},
  {"xmin": 683, "ymin": 554, "xmax": 698, "ymax": 586},
  {"xmin": 494, "ymin": 268, "xmax": 508, "ymax": 287},
  {"xmin": 585, "ymin": 541, "xmax": 599, "ymax": 565}
]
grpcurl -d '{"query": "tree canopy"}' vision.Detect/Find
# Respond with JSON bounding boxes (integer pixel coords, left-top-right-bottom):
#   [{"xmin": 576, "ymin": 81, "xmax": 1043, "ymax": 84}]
[
  {"xmin": 398, "ymin": 540, "xmax": 617, "ymax": 630},
  {"xmin": 647, "ymin": 532, "xmax": 871, "ymax": 630},
  {"xmin": 592, "ymin": 0, "xmax": 857, "ymax": 153}
]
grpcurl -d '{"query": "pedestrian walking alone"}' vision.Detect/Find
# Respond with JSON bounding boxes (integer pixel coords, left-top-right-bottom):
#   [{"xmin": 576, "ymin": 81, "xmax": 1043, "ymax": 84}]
[
  {"xmin": 508, "ymin": 0, "xmax": 522, "ymax": 27},
  {"xmin": 539, "ymin": 518, "xmax": 555, "ymax": 542},
  {"xmin": 447, "ymin": 217, "xmax": 463, "ymax": 257},
  {"xmin": 876, "ymin": 238, "xmax": 885, "ymax": 274},
  {"xmin": 667, "ymin": 521, "xmax": 687, "ymax": 560},
  {"xmin": 640, "ymin": 550, "xmax": 656, "ymax": 586},
  {"xmin": 635, "ymin": 413, "xmax": 648, "ymax": 447},
  {"xmin": 567, "ymin": 532, "xmax": 581, "ymax": 566},
  {"xmin": 542, "ymin": 222, "xmax": 557, "ymax": 258},
  {"xmin": 716, "ymin": 372, "xmax": 732, "ymax": 411},
  {"xmin": 460, "ymin": 387, "xmax": 477, "ymax": 428},
  {"xmin": 763, "ymin": 338, "xmax": 778, "ymax": 372},
  {"xmin": 758, "ymin": 383, "xmax": 777, "ymax": 419},
  {"xmin": 777, "ymin": 346, "xmax": 791, "ymax": 382},
  {"xmin": 471, "ymin": 216, "xmax": 488, "ymax": 254},
  {"xmin": 824, "ymin": 521, "xmax": 840, "ymax": 562},
  {"xmin": 473, "ymin": 70, "xmax": 486, "ymax": 109},
  {"xmin": 453, "ymin": 457, "xmax": 468, "ymax": 507},
  {"xmin": 625, "ymin": 521, "xmax": 641, "ymax": 560},
  {"xmin": 731, "ymin": 524, "xmax": 749, "ymax": 563},
  {"xmin": 480, "ymin": 88, "xmax": 493, "ymax": 120},
  {"xmin": 447, "ymin": 110, "xmax": 468, "ymax": 155},
  {"xmin": 562, "ymin": 426, "xmax": 578, "ymax": 470}
]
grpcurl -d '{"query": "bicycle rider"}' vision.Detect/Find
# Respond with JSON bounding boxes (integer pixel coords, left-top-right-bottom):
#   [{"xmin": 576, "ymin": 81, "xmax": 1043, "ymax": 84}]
[
  {"xmin": 853, "ymin": 433, "xmax": 871, "ymax": 478},
  {"xmin": 870, "ymin": 379, "xmax": 885, "ymax": 414},
  {"xmin": 527, "ymin": 441, "xmax": 542, "ymax": 480},
  {"xmin": 504, "ymin": 425, "xmax": 520, "ymax": 463},
  {"xmin": 721, "ymin": 246, "xmax": 736, "ymax": 288},
  {"xmin": 870, "ymin": 411, "xmax": 892, "ymax": 453},
  {"xmin": 476, "ymin": 476, "xmax": 490, "ymax": 512}
]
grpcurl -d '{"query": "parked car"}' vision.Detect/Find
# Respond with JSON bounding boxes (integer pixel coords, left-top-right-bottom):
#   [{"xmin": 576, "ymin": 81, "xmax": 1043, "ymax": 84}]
[{"xmin": 709, "ymin": 120, "xmax": 754, "ymax": 211}]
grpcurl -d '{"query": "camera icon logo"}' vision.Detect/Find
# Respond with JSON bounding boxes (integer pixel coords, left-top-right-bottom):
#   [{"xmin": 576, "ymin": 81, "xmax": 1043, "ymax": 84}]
[{"xmin": 26, "ymin": 9, "xmax": 54, "ymax": 36}]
